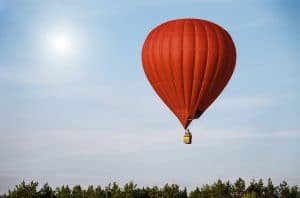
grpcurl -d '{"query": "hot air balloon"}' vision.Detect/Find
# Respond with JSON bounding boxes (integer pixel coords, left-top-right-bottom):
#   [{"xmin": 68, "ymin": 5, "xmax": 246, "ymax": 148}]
[{"xmin": 141, "ymin": 18, "xmax": 236, "ymax": 144}]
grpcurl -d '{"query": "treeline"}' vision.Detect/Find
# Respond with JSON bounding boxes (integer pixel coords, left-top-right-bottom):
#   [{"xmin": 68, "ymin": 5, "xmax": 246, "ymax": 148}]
[{"xmin": 1, "ymin": 178, "xmax": 300, "ymax": 198}]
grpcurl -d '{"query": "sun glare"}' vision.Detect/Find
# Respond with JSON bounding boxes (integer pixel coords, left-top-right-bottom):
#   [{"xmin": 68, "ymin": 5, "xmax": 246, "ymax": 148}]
[
  {"xmin": 45, "ymin": 29, "xmax": 76, "ymax": 58},
  {"xmin": 52, "ymin": 35, "xmax": 69, "ymax": 53},
  {"xmin": 49, "ymin": 33, "xmax": 71, "ymax": 56}
]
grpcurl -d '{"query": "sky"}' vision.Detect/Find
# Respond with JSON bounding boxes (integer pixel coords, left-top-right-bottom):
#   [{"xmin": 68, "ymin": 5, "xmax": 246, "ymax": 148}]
[{"xmin": 0, "ymin": 0, "xmax": 300, "ymax": 193}]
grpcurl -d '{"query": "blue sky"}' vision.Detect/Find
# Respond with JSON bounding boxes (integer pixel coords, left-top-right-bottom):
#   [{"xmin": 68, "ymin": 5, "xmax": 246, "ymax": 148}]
[{"xmin": 0, "ymin": 0, "xmax": 299, "ymax": 193}]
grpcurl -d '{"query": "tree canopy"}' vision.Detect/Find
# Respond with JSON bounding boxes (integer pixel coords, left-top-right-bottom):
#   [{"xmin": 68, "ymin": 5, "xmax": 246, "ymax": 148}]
[{"xmin": 1, "ymin": 178, "xmax": 299, "ymax": 198}]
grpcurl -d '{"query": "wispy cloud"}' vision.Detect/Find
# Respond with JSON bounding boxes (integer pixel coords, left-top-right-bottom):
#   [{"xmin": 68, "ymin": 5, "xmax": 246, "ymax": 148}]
[
  {"xmin": 196, "ymin": 128, "xmax": 300, "ymax": 141},
  {"xmin": 215, "ymin": 95, "xmax": 283, "ymax": 110},
  {"xmin": 1, "ymin": 127, "xmax": 299, "ymax": 162},
  {"xmin": 0, "ymin": 64, "xmax": 83, "ymax": 86}
]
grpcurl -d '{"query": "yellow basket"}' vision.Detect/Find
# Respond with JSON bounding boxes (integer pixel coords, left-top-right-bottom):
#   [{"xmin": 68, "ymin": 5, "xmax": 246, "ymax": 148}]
[{"xmin": 183, "ymin": 135, "xmax": 192, "ymax": 144}]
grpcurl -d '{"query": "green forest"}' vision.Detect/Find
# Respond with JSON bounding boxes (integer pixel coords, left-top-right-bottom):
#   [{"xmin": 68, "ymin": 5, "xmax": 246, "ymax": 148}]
[{"xmin": 1, "ymin": 178, "xmax": 300, "ymax": 198}]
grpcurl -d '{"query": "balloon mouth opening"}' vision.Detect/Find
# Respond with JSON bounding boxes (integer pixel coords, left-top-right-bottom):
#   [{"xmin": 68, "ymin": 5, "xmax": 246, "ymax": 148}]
[
  {"xmin": 194, "ymin": 110, "xmax": 204, "ymax": 119},
  {"xmin": 178, "ymin": 110, "xmax": 204, "ymax": 129}
]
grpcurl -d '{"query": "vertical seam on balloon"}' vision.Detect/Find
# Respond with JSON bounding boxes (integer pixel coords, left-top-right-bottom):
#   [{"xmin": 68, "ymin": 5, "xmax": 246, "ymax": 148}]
[
  {"xmin": 181, "ymin": 20, "xmax": 186, "ymax": 112},
  {"xmin": 212, "ymin": 27, "xmax": 229, "ymax": 97},
  {"xmin": 222, "ymin": 30, "xmax": 236, "ymax": 86},
  {"xmin": 142, "ymin": 33, "xmax": 156, "ymax": 85},
  {"xmin": 189, "ymin": 21, "xmax": 202, "ymax": 115},
  {"xmin": 149, "ymin": 28, "xmax": 171, "ymax": 106},
  {"xmin": 226, "ymin": 31, "xmax": 237, "ymax": 73},
  {"xmin": 168, "ymin": 23, "xmax": 181, "ymax": 112},
  {"xmin": 154, "ymin": 25, "xmax": 173, "ymax": 107},
  {"xmin": 147, "ymin": 30, "xmax": 159, "ymax": 84},
  {"xmin": 188, "ymin": 20, "xmax": 196, "ymax": 117},
  {"xmin": 219, "ymin": 31, "xmax": 233, "ymax": 86},
  {"xmin": 208, "ymin": 29, "xmax": 235, "ymax": 107},
  {"xmin": 202, "ymin": 24, "xmax": 221, "ymax": 108},
  {"xmin": 151, "ymin": 28, "xmax": 163, "ymax": 83},
  {"xmin": 199, "ymin": 24, "xmax": 219, "ymax": 110},
  {"xmin": 158, "ymin": 23, "xmax": 175, "ymax": 111},
  {"xmin": 194, "ymin": 21, "xmax": 209, "ymax": 114}
]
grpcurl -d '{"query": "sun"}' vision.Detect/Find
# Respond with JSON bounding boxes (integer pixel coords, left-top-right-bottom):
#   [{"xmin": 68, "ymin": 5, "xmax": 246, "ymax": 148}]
[
  {"xmin": 52, "ymin": 35, "xmax": 69, "ymax": 53},
  {"xmin": 41, "ymin": 25, "xmax": 85, "ymax": 65},
  {"xmin": 45, "ymin": 29, "xmax": 75, "ymax": 57},
  {"xmin": 49, "ymin": 33, "xmax": 71, "ymax": 56}
]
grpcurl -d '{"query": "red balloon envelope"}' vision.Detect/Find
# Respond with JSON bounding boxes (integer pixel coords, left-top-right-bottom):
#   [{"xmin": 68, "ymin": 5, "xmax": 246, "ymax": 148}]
[{"xmin": 141, "ymin": 18, "xmax": 236, "ymax": 129}]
